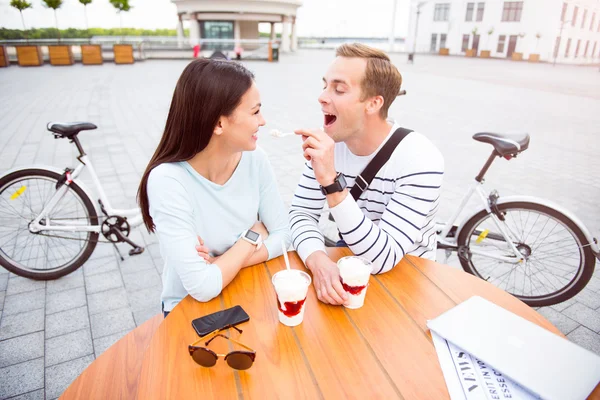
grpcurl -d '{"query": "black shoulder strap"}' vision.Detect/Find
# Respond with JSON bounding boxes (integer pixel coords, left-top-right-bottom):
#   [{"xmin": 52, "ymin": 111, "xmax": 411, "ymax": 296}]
[{"xmin": 349, "ymin": 127, "xmax": 413, "ymax": 200}]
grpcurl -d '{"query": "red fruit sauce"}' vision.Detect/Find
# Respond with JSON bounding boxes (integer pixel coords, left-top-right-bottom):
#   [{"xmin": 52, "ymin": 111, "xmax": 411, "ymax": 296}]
[{"xmin": 276, "ymin": 296, "xmax": 307, "ymax": 317}]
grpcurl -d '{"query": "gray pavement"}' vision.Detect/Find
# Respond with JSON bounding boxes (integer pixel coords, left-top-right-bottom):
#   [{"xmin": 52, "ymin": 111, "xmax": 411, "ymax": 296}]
[{"xmin": 0, "ymin": 50, "xmax": 599, "ymax": 399}]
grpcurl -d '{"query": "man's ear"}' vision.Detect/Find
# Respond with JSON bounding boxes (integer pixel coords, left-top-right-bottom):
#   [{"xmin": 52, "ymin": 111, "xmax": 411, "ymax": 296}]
[
  {"xmin": 214, "ymin": 118, "xmax": 225, "ymax": 136},
  {"xmin": 365, "ymin": 95, "xmax": 384, "ymax": 116}
]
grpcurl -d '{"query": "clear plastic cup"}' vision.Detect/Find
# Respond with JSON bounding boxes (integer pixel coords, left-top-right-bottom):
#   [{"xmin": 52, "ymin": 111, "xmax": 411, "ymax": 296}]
[
  {"xmin": 337, "ymin": 256, "xmax": 372, "ymax": 309},
  {"xmin": 272, "ymin": 270, "xmax": 312, "ymax": 326}
]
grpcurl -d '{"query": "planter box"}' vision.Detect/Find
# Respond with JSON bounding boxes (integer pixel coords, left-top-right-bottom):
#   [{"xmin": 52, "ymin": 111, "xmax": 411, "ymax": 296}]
[
  {"xmin": 113, "ymin": 44, "xmax": 134, "ymax": 64},
  {"xmin": 480, "ymin": 50, "xmax": 491, "ymax": 58},
  {"xmin": 439, "ymin": 48, "xmax": 450, "ymax": 56},
  {"xmin": 528, "ymin": 53, "xmax": 540, "ymax": 62},
  {"xmin": 511, "ymin": 52, "xmax": 523, "ymax": 61},
  {"xmin": 0, "ymin": 45, "xmax": 8, "ymax": 67},
  {"xmin": 465, "ymin": 49, "xmax": 477, "ymax": 57},
  {"xmin": 16, "ymin": 45, "xmax": 43, "ymax": 66},
  {"xmin": 48, "ymin": 45, "xmax": 74, "ymax": 66},
  {"xmin": 81, "ymin": 44, "xmax": 103, "ymax": 65}
]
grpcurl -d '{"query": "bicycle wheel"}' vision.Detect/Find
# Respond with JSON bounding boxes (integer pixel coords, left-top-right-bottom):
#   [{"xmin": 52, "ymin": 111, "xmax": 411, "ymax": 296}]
[
  {"xmin": 457, "ymin": 201, "xmax": 595, "ymax": 307},
  {"xmin": 0, "ymin": 168, "xmax": 99, "ymax": 280}
]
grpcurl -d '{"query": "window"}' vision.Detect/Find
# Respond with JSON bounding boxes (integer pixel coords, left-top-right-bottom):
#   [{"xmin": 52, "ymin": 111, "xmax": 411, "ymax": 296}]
[
  {"xmin": 584, "ymin": 40, "xmax": 589, "ymax": 57},
  {"xmin": 593, "ymin": 42, "xmax": 598, "ymax": 58},
  {"xmin": 572, "ymin": 6, "xmax": 578, "ymax": 26},
  {"xmin": 434, "ymin": 4, "xmax": 451, "ymax": 21},
  {"xmin": 502, "ymin": 2, "xmax": 523, "ymax": 22},
  {"xmin": 553, "ymin": 36, "xmax": 561, "ymax": 59},
  {"xmin": 497, "ymin": 35, "xmax": 506, "ymax": 52},
  {"xmin": 462, "ymin": 34, "xmax": 470, "ymax": 52},
  {"xmin": 476, "ymin": 2, "xmax": 485, "ymax": 21},
  {"xmin": 565, "ymin": 38, "xmax": 571, "ymax": 57},
  {"xmin": 590, "ymin": 13, "xmax": 596, "ymax": 31},
  {"xmin": 430, "ymin": 34, "xmax": 438, "ymax": 52},
  {"xmin": 581, "ymin": 9, "xmax": 587, "ymax": 28},
  {"xmin": 574, "ymin": 39, "xmax": 581, "ymax": 57},
  {"xmin": 465, "ymin": 2, "xmax": 474, "ymax": 21},
  {"xmin": 560, "ymin": 3, "xmax": 568, "ymax": 22},
  {"xmin": 440, "ymin": 33, "xmax": 447, "ymax": 48}
]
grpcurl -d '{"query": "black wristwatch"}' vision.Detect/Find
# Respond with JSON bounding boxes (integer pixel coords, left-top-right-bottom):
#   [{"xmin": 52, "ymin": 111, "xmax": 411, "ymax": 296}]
[{"xmin": 320, "ymin": 172, "xmax": 347, "ymax": 195}]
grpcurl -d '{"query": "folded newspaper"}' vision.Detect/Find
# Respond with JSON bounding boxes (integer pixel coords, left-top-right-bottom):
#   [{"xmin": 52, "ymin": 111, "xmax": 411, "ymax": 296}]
[{"xmin": 431, "ymin": 331, "xmax": 540, "ymax": 400}]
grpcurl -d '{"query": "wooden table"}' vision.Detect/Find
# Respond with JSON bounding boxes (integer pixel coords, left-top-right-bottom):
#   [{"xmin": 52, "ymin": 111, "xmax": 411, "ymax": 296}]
[{"xmin": 133, "ymin": 248, "xmax": 598, "ymax": 399}]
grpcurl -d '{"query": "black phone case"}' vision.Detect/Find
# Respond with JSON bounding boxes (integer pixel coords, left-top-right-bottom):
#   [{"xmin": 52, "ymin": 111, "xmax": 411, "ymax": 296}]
[{"xmin": 191, "ymin": 305, "xmax": 250, "ymax": 337}]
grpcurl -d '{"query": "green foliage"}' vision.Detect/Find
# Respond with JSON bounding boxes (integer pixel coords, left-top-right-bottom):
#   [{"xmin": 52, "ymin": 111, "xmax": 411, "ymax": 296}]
[
  {"xmin": 79, "ymin": 0, "xmax": 92, "ymax": 5},
  {"xmin": 10, "ymin": 0, "xmax": 32, "ymax": 11},
  {"xmin": 42, "ymin": 0, "xmax": 62, "ymax": 10},
  {"xmin": 0, "ymin": 27, "xmax": 186, "ymax": 40},
  {"xmin": 109, "ymin": 0, "xmax": 131, "ymax": 12}
]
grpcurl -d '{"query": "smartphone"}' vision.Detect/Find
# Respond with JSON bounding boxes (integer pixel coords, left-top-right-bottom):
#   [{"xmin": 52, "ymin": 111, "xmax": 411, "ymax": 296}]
[{"xmin": 191, "ymin": 305, "xmax": 250, "ymax": 337}]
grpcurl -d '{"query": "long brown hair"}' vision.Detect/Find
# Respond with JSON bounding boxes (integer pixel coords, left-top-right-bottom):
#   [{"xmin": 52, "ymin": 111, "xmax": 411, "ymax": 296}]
[{"xmin": 137, "ymin": 59, "xmax": 255, "ymax": 232}]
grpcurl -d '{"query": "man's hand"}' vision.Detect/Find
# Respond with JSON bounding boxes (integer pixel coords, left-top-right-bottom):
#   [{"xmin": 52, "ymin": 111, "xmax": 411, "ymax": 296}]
[
  {"xmin": 295, "ymin": 128, "xmax": 337, "ymax": 187},
  {"xmin": 305, "ymin": 251, "xmax": 348, "ymax": 305}
]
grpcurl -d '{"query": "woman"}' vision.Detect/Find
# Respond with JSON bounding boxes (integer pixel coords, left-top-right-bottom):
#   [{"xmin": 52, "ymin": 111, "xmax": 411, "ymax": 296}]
[{"xmin": 138, "ymin": 59, "xmax": 290, "ymax": 317}]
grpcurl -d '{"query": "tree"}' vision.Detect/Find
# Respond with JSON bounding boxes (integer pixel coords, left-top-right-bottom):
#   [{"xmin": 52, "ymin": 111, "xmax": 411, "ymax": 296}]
[
  {"xmin": 79, "ymin": 0, "xmax": 92, "ymax": 31},
  {"xmin": 10, "ymin": 0, "xmax": 32, "ymax": 42},
  {"xmin": 535, "ymin": 32, "xmax": 542, "ymax": 52},
  {"xmin": 42, "ymin": 0, "xmax": 63, "ymax": 41},
  {"xmin": 109, "ymin": 0, "xmax": 132, "ymax": 40},
  {"xmin": 486, "ymin": 27, "xmax": 494, "ymax": 50},
  {"xmin": 471, "ymin": 27, "xmax": 478, "ymax": 50}
]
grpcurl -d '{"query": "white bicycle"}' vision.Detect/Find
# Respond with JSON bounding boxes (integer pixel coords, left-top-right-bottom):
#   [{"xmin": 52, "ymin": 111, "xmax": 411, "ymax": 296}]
[
  {"xmin": 323, "ymin": 132, "xmax": 599, "ymax": 307},
  {"xmin": 0, "ymin": 122, "xmax": 145, "ymax": 280}
]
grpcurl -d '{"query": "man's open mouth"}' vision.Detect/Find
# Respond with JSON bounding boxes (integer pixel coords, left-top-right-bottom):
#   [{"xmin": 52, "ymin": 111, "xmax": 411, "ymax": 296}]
[{"xmin": 324, "ymin": 113, "xmax": 337, "ymax": 127}]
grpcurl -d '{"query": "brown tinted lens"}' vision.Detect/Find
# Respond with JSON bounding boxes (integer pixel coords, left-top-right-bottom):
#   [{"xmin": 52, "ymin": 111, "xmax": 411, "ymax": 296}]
[
  {"xmin": 192, "ymin": 348, "xmax": 217, "ymax": 367},
  {"xmin": 226, "ymin": 352, "xmax": 254, "ymax": 370}
]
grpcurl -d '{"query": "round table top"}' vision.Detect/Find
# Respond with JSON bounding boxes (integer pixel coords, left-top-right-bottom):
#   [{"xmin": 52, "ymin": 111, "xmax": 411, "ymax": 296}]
[{"xmin": 135, "ymin": 248, "xmax": 583, "ymax": 399}]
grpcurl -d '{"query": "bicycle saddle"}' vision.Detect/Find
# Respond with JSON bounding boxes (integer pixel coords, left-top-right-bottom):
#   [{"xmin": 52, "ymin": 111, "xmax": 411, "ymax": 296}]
[
  {"xmin": 47, "ymin": 122, "xmax": 97, "ymax": 138},
  {"xmin": 473, "ymin": 132, "xmax": 530, "ymax": 157}
]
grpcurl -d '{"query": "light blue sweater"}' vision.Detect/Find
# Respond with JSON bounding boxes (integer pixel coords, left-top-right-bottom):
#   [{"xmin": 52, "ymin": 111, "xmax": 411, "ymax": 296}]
[{"xmin": 147, "ymin": 148, "xmax": 291, "ymax": 312}]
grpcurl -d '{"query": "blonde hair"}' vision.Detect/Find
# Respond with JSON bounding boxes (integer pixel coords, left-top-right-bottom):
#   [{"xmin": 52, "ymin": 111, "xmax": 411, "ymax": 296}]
[{"xmin": 335, "ymin": 43, "xmax": 402, "ymax": 118}]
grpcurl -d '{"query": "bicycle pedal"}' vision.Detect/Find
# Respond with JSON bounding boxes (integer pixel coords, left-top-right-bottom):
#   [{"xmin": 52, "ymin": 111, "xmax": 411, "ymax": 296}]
[{"xmin": 129, "ymin": 247, "xmax": 144, "ymax": 256}]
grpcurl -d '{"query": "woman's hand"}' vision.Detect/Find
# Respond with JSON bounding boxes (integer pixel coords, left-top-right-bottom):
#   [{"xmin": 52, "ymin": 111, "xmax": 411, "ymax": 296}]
[
  {"xmin": 250, "ymin": 221, "xmax": 269, "ymax": 239},
  {"xmin": 195, "ymin": 236, "xmax": 211, "ymax": 261}
]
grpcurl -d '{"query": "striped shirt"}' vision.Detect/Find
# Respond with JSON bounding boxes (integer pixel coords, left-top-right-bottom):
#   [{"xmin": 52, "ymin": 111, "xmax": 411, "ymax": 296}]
[{"xmin": 289, "ymin": 122, "xmax": 444, "ymax": 274}]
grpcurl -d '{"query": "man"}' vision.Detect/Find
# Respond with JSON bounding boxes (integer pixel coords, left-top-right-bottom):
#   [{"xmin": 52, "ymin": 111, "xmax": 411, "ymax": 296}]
[{"xmin": 290, "ymin": 43, "xmax": 444, "ymax": 306}]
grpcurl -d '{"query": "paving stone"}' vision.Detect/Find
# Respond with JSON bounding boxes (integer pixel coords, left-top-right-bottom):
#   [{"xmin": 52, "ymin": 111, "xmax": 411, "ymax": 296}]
[
  {"xmin": 45, "ymin": 354, "xmax": 95, "ymax": 399},
  {"xmin": 0, "ymin": 309, "xmax": 44, "ymax": 341},
  {"xmin": 0, "ymin": 274, "xmax": 7, "ymax": 291},
  {"xmin": 537, "ymin": 306, "xmax": 580, "ymax": 335},
  {"xmin": 0, "ymin": 358, "xmax": 44, "ymax": 399},
  {"xmin": 82, "ymin": 256, "xmax": 119, "ymax": 277},
  {"xmin": 567, "ymin": 326, "xmax": 600, "ymax": 355},
  {"xmin": 84, "ymin": 270, "xmax": 124, "ymax": 294},
  {"xmin": 46, "ymin": 269, "xmax": 84, "ymax": 294},
  {"xmin": 563, "ymin": 302, "xmax": 600, "ymax": 333},
  {"xmin": 87, "ymin": 287, "xmax": 130, "ymax": 315},
  {"xmin": 93, "ymin": 329, "xmax": 132, "ymax": 357},
  {"xmin": 2, "ymin": 289, "xmax": 46, "ymax": 316},
  {"xmin": 45, "ymin": 306, "xmax": 90, "ymax": 339},
  {"xmin": 5, "ymin": 389, "xmax": 45, "ymax": 400},
  {"xmin": 5, "ymin": 277, "xmax": 45, "ymax": 296},
  {"xmin": 46, "ymin": 329, "xmax": 94, "ymax": 367},
  {"xmin": 133, "ymin": 305, "xmax": 161, "ymax": 327},
  {"xmin": 127, "ymin": 285, "xmax": 162, "ymax": 312},
  {"xmin": 122, "ymin": 268, "xmax": 161, "ymax": 292},
  {"xmin": 0, "ymin": 290, "xmax": 5, "ymax": 310},
  {"xmin": 571, "ymin": 288, "xmax": 600, "ymax": 310},
  {"xmin": 46, "ymin": 286, "xmax": 87, "ymax": 315},
  {"xmin": 0, "ymin": 332, "xmax": 44, "ymax": 368},
  {"xmin": 90, "ymin": 307, "xmax": 135, "ymax": 339}
]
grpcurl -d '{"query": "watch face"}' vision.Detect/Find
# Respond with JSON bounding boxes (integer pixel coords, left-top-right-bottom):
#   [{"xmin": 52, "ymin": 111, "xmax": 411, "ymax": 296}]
[{"xmin": 245, "ymin": 230, "xmax": 260, "ymax": 241}]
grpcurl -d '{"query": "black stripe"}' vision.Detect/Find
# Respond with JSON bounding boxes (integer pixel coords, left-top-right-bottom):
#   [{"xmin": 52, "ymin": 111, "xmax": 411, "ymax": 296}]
[
  {"xmin": 289, "ymin": 211, "xmax": 319, "ymax": 223},
  {"xmin": 386, "ymin": 208, "xmax": 420, "ymax": 231},
  {"xmin": 346, "ymin": 224, "xmax": 374, "ymax": 247},
  {"xmin": 359, "ymin": 206, "xmax": 384, "ymax": 215},
  {"xmin": 294, "ymin": 194, "xmax": 326, "ymax": 201},
  {"xmin": 377, "ymin": 247, "xmax": 391, "ymax": 274},
  {"xmin": 390, "ymin": 197, "xmax": 427, "ymax": 216},
  {"xmin": 413, "ymin": 230, "xmax": 436, "ymax": 252},
  {"xmin": 291, "ymin": 204, "xmax": 323, "ymax": 211},
  {"xmin": 291, "ymin": 220, "xmax": 317, "ymax": 235},
  {"xmin": 400, "ymin": 184, "xmax": 441, "ymax": 189},
  {"xmin": 398, "ymin": 171, "xmax": 444, "ymax": 180},
  {"xmin": 296, "ymin": 235, "xmax": 324, "ymax": 250},
  {"xmin": 395, "ymin": 192, "xmax": 436, "ymax": 203},
  {"xmin": 298, "ymin": 184, "xmax": 321, "ymax": 191},
  {"xmin": 344, "ymin": 174, "xmax": 396, "ymax": 183},
  {"xmin": 372, "ymin": 234, "xmax": 388, "ymax": 262},
  {"xmin": 358, "ymin": 198, "xmax": 387, "ymax": 206},
  {"xmin": 356, "ymin": 228, "xmax": 381, "ymax": 257},
  {"xmin": 306, "ymin": 163, "xmax": 313, "ymax": 170},
  {"xmin": 290, "ymin": 218, "xmax": 313, "ymax": 232},
  {"xmin": 381, "ymin": 218, "xmax": 413, "ymax": 245},
  {"xmin": 302, "ymin": 174, "xmax": 316, "ymax": 180},
  {"xmin": 339, "ymin": 214, "xmax": 366, "ymax": 235},
  {"xmin": 293, "ymin": 229, "xmax": 324, "ymax": 246},
  {"xmin": 359, "ymin": 187, "xmax": 394, "ymax": 195},
  {"xmin": 418, "ymin": 249, "xmax": 430, "ymax": 257}
]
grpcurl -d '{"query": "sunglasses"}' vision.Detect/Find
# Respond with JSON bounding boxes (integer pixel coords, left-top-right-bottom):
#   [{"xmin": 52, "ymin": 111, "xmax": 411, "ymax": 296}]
[{"xmin": 188, "ymin": 325, "xmax": 256, "ymax": 370}]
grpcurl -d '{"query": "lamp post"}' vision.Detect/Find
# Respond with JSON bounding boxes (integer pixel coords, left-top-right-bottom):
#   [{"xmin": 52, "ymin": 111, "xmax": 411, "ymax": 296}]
[{"xmin": 409, "ymin": 1, "xmax": 427, "ymax": 63}]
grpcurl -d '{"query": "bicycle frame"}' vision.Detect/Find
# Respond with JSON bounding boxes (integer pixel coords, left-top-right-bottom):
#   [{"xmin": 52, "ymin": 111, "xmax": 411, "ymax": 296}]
[
  {"xmin": 437, "ymin": 179, "xmax": 525, "ymax": 263},
  {"xmin": 28, "ymin": 155, "xmax": 143, "ymax": 234}
]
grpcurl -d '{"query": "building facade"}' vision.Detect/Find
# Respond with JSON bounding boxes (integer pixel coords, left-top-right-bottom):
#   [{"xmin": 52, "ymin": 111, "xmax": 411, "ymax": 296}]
[
  {"xmin": 172, "ymin": 0, "xmax": 302, "ymax": 52},
  {"xmin": 406, "ymin": 0, "xmax": 600, "ymax": 64}
]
